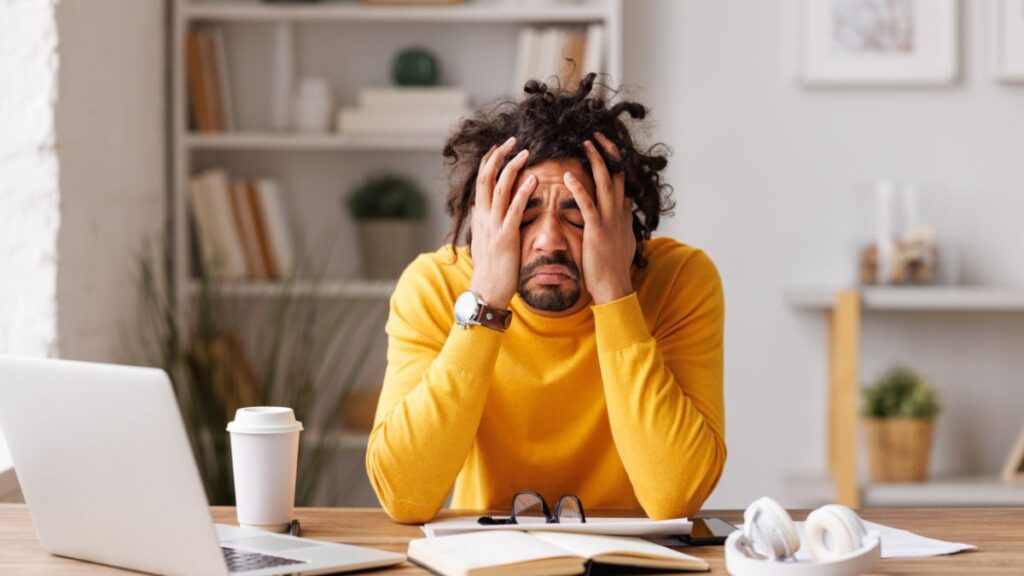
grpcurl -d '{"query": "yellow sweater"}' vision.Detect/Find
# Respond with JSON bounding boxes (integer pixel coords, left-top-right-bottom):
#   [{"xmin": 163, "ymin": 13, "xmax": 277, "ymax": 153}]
[{"xmin": 366, "ymin": 237, "xmax": 726, "ymax": 524}]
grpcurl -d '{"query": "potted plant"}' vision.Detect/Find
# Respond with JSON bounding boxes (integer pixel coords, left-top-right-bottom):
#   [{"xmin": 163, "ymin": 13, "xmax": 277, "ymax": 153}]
[
  {"xmin": 345, "ymin": 173, "xmax": 426, "ymax": 279},
  {"xmin": 862, "ymin": 364, "xmax": 941, "ymax": 482}
]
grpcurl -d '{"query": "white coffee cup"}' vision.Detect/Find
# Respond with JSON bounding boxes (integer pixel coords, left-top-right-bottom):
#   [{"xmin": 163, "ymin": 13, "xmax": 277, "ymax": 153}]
[{"xmin": 227, "ymin": 407, "xmax": 304, "ymax": 532}]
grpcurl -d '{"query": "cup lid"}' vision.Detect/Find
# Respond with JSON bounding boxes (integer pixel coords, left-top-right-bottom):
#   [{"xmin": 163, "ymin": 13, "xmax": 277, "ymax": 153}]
[{"xmin": 227, "ymin": 407, "xmax": 304, "ymax": 434}]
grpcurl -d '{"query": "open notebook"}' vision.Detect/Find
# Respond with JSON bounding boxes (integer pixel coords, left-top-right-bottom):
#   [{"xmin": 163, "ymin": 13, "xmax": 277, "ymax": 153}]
[{"xmin": 408, "ymin": 530, "xmax": 709, "ymax": 576}]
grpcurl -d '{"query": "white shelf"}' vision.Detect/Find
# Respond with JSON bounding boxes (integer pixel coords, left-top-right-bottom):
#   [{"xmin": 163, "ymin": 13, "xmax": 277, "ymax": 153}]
[
  {"xmin": 190, "ymin": 279, "xmax": 396, "ymax": 299},
  {"xmin": 786, "ymin": 473, "xmax": 1024, "ymax": 507},
  {"xmin": 786, "ymin": 287, "xmax": 1024, "ymax": 312},
  {"xmin": 184, "ymin": 2, "xmax": 610, "ymax": 24},
  {"xmin": 186, "ymin": 132, "xmax": 445, "ymax": 152}
]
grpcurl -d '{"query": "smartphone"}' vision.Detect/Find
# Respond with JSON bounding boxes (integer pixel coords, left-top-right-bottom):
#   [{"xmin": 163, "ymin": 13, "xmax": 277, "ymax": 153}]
[{"xmin": 680, "ymin": 517, "xmax": 739, "ymax": 546}]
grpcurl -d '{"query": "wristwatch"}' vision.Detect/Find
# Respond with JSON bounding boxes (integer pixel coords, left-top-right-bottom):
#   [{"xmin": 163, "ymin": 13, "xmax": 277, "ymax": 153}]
[{"xmin": 454, "ymin": 291, "xmax": 512, "ymax": 332}]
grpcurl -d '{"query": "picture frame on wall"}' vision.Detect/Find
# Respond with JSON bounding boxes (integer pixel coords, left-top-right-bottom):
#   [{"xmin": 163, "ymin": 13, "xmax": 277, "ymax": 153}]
[
  {"xmin": 994, "ymin": 0, "xmax": 1024, "ymax": 81},
  {"xmin": 801, "ymin": 0, "xmax": 959, "ymax": 86}
]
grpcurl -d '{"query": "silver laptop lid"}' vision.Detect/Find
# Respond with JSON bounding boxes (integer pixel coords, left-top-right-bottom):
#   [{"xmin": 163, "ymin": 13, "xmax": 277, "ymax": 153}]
[{"xmin": 0, "ymin": 356, "xmax": 228, "ymax": 576}]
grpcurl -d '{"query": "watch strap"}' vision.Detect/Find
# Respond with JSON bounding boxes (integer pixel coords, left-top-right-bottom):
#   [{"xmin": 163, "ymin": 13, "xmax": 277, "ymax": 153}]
[{"xmin": 476, "ymin": 303, "xmax": 512, "ymax": 332}]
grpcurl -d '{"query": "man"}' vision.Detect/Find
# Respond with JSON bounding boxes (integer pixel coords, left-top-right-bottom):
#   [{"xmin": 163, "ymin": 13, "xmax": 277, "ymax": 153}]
[{"xmin": 366, "ymin": 75, "xmax": 725, "ymax": 523}]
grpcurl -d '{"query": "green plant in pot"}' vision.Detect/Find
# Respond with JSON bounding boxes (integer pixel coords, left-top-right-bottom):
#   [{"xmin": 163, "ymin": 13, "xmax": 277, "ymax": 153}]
[
  {"xmin": 346, "ymin": 173, "xmax": 426, "ymax": 279},
  {"xmin": 862, "ymin": 364, "xmax": 940, "ymax": 483}
]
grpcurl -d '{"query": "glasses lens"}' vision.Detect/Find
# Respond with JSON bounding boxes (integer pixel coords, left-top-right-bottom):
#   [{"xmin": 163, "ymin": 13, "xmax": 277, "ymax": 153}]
[
  {"xmin": 554, "ymin": 495, "xmax": 584, "ymax": 524},
  {"xmin": 512, "ymin": 492, "xmax": 548, "ymax": 524}
]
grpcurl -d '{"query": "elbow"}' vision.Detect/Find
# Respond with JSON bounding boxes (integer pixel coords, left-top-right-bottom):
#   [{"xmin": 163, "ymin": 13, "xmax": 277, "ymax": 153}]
[
  {"xmin": 639, "ymin": 432, "xmax": 727, "ymax": 520},
  {"xmin": 379, "ymin": 499, "xmax": 440, "ymax": 525},
  {"xmin": 365, "ymin": 438, "xmax": 442, "ymax": 524}
]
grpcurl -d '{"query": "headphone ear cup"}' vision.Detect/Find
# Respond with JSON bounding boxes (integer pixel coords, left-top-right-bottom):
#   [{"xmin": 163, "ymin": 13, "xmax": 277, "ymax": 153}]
[
  {"xmin": 743, "ymin": 497, "xmax": 801, "ymax": 560},
  {"xmin": 805, "ymin": 504, "xmax": 868, "ymax": 561}
]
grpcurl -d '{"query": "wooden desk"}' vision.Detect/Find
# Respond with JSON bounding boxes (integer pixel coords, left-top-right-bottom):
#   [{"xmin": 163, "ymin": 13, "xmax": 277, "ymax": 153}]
[{"xmin": 0, "ymin": 504, "xmax": 1020, "ymax": 574}]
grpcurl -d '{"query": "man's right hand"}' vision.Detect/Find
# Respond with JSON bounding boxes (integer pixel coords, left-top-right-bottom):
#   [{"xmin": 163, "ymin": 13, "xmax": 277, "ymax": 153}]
[{"xmin": 468, "ymin": 136, "xmax": 537, "ymax": 310}]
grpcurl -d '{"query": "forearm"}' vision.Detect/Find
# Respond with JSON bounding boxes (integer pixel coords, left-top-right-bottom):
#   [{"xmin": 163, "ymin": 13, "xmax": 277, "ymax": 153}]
[
  {"xmin": 366, "ymin": 326, "xmax": 502, "ymax": 523},
  {"xmin": 594, "ymin": 294, "xmax": 726, "ymax": 519}
]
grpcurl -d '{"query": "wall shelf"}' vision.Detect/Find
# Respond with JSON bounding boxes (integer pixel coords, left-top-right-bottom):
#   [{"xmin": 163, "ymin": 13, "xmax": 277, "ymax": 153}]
[
  {"xmin": 787, "ymin": 286, "xmax": 1024, "ymax": 312},
  {"xmin": 189, "ymin": 279, "xmax": 396, "ymax": 299},
  {"xmin": 184, "ymin": 2, "xmax": 610, "ymax": 24},
  {"xmin": 186, "ymin": 132, "xmax": 445, "ymax": 152},
  {"xmin": 788, "ymin": 287, "xmax": 1024, "ymax": 508}
]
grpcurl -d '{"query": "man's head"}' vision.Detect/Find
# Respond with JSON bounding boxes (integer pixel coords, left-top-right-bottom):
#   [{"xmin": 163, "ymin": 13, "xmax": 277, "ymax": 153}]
[{"xmin": 442, "ymin": 74, "xmax": 673, "ymax": 316}]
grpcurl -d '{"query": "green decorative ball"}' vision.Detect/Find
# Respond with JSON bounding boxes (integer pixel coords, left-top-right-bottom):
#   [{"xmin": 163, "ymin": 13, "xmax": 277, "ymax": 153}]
[{"xmin": 392, "ymin": 47, "xmax": 440, "ymax": 86}]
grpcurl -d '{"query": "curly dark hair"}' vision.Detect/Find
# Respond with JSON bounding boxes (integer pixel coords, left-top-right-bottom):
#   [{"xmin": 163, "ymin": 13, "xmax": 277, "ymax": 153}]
[{"xmin": 442, "ymin": 73, "xmax": 674, "ymax": 268}]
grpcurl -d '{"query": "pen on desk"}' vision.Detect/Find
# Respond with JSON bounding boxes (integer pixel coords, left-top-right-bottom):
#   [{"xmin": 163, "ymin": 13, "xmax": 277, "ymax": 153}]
[{"xmin": 288, "ymin": 519, "xmax": 300, "ymax": 537}]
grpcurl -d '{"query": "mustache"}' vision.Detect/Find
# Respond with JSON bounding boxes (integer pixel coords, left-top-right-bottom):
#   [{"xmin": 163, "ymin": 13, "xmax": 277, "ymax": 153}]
[{"xmin": 520, "ymin": 253, "xmax": 581, "ymax": 281}]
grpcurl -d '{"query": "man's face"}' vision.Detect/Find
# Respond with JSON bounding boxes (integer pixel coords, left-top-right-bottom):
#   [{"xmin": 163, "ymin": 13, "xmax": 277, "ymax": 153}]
[{"xmin": 512, "ymin": 158, "xmax": 596, "ymax": 317}]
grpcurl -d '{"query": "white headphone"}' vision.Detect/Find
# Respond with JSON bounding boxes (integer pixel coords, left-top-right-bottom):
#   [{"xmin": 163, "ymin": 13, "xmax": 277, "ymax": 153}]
[{"xmin": 724, "ymin": 497, "xmax": 881, "ymax": 576}]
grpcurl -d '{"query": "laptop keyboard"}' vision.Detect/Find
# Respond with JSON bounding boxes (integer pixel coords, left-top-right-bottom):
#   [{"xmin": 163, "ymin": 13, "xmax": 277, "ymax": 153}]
[{"xmin": 222, "ymin": 546, "xmax": 305, "ymax": 573}]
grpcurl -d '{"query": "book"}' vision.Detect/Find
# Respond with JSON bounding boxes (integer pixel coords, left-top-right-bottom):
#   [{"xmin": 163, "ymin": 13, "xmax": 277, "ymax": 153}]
[
  {"xmin": 229, "ymin": 179, "xmax": 268, "ymax": 279},
  {"xmin": 198, "ymin": 169, "xmax": 248, "ymax": 279},
  {"xmin": 245, "ymin": 180, "xmax": 277, "ymax": 279},
  {"xmin": 359, "ymin": 86, "xmax": 469, "ymax": 112},
  {"xmin": 514, "ymin": 26, "xmax": 540, "ymax": 93},
  {"xmin": 254, "ymin": 178, "xmax": 295, "ymax": 278},
  {"xmin": 407, "ymin": 530, "xmax": 709, "ymax": 576},
  {"xmin": 337, "ymin": 107, "xmax": 470, "ymax": 135},
  {"xmin": 186, "ymin": 31, "xmax": 212, "ymax": 132},
  {"xmin": 187, "ymin": 178, "xmax": 221, "ymax": 276},
  {"xmin": 210, "ymin": 27, "xmax": 235, "ymax": 131},
  {"xmin": 583, "ymin": 24, "xmax": 604, "ymax": 77},
  {"xmin": 196, "ymin": 30, "xmax": 222, "ymax": 132}
]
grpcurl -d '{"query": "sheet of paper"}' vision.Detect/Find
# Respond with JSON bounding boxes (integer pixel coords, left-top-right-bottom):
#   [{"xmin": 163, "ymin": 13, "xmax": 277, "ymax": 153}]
[
  {"xmin": 740, "ymin": 520, "xmax": 976, "ymax": 560},
  {"xmin": 422, "ymin": 516, "xmax": 692, "ymax": 539}
]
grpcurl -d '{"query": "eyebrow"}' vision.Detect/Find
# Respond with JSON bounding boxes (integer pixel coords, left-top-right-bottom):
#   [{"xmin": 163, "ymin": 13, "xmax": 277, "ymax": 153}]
[{"xmin": 524, "ymin": 197, "xmax": 581, "ymax": 211}]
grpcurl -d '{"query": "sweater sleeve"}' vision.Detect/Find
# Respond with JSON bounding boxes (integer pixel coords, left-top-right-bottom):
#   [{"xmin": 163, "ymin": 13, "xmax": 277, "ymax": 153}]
[
  {"xmin": 365, "ymin": 255, "xmax": 502, "ymax": 524},
  {"xmin": 592, "ymin": 249, "xmax": 726, "ymax": 519}
]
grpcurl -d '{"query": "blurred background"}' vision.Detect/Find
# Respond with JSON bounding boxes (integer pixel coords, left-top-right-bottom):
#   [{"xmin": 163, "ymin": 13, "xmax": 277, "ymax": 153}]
[{"xmin": 1, "ymin": 0, "xmax": 1023, "ymax": 512}]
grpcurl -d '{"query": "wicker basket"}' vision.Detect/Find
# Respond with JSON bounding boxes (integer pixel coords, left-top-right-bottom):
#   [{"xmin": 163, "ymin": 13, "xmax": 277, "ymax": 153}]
[{"xmin": 863, "ymin": 417, "xmax": 935, "ymax": 482}]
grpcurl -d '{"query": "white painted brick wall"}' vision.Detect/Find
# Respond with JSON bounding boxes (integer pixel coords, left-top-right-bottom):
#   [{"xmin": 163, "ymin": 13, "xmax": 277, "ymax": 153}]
[
  {"xmin": 0, "ymin": 0, "xmax": 60, "ymax": 359},
  {"xmin": 0, "ymin": 0, "xmax": 60, "ymax": 474}
]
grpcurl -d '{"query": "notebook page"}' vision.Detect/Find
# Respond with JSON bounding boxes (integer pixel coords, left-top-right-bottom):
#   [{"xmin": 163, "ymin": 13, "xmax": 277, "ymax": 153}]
[
  {"xmin": 530, "ymin": 532, "xmax": 708, "ymax": 569},
  {"xmin": 408, "ymin": 530, "xmax": 585, "ymax": 574}
]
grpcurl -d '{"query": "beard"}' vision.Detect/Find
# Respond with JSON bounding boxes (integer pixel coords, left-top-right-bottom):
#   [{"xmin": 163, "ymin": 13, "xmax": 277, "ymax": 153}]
[{"xmin": 517, "ymin": 253, "xmax": 583, "ymax": 312}]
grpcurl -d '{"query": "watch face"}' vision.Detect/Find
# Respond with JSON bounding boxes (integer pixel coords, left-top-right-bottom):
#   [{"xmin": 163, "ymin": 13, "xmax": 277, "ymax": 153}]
[{"xmin": 454, "ymin": 291, "xmax": 480, "ymax": 325}]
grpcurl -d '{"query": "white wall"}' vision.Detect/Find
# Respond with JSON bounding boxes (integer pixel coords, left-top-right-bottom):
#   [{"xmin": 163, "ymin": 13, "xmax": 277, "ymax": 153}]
[
  {"xmin": 55, "ymin": 0, "xmax": 167, "ymax": 362},
  {"xmin": 0, "ymin": 0, "xmax": 61, "ymax": 475},
  {"xmin": 623, "ymin": 0, "xmax": 1024, "ymax": 508}
]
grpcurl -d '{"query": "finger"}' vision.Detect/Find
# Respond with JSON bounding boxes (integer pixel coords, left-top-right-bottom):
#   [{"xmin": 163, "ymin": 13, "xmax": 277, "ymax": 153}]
[
  {"xmin": 475, "ymin": 146, "xmax": 498, "ymax": 211},
  {"xmin": 583, "ymin": 140, "xmax": 615, "ymax": 218},
  {"xmin": 594, "ymin": 132, "xmax": 627, "ymax": 206},
  {"xmin": 563, "ymin": 171, "xmax": 599, "ymax": 224},
  {"xmin": 593, "ymin": 131, "xmax": 620, "ymax": 160},
  {"xmin": 503, "ymin": 173, "xmax": 538, "ymax": 230},
  {"xmin": 476, "ymin": 138, "xmax": 516, "ymax": 210},
  {"xmin": 493, "ymin": 149, "xmax": 530, "ymax": 218}
]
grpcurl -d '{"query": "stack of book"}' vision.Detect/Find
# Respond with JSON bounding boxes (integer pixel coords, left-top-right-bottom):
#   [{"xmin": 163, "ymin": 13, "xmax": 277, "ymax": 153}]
[
  {"xmin": 188, "ymin": 169, "xmax": 295, "ymax": 281},
  {"xmin": 336, "ymin": 86, "xmax": 471, "ymax": 137},
  {"xmin": 186, "ymin": 27, "xmax": 234, "ymax": 133},
  {"xmin": 514, "ymin": 24, "xmax": 605, "ymax": 93}
]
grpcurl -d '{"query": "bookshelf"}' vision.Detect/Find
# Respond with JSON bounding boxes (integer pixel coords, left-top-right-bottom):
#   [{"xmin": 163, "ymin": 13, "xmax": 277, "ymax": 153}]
[
  {"xmin": 171, "ymin": 0, "xmax": 623, "ymax": 505},
  {"xmin": 786, "ymin": 286, "xmax": 1024, "ymax": 507}
]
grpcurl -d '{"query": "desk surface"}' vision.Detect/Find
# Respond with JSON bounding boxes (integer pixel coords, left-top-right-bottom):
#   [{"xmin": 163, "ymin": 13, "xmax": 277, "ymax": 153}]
[{"xmin": 0, "ymin": 504, "xmax": 1021, "ymax": 574}]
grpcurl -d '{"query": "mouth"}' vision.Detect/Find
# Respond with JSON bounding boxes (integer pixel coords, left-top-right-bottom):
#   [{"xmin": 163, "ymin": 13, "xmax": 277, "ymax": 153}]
[{"xmin": 531, "ymin": 265, "xmax": 576, "ymax": 285}]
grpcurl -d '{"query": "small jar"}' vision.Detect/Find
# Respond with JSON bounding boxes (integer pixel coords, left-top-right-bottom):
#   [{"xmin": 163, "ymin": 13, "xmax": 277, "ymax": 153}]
[{"xmin": 292, "ymin": 77, "xmax": 334, "ymax": 133}]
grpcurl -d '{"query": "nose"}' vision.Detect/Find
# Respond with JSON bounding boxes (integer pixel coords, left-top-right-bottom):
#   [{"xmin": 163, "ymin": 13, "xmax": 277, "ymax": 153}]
[{"xmin": 530, "ymin": 211, "xmax": 569, "ymax": 254}]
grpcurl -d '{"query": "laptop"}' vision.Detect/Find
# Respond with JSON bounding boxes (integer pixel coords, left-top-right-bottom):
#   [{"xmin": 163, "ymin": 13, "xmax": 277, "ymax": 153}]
[{"xmin": 0, "ymin": 356, "xmax": 405, "ymax": 576}]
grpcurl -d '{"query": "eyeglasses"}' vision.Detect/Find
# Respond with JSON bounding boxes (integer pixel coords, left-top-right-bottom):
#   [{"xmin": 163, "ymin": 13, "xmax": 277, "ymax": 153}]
[{"xmin": 477, "ymin": 491, "xmax": 587, "ymax": 525}]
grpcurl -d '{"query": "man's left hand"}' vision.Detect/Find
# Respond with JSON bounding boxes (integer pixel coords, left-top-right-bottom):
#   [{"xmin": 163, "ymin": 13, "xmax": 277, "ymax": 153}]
[{"xmin": 562, "ymin": 132, "xmax": 635, "ymax": 305}]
